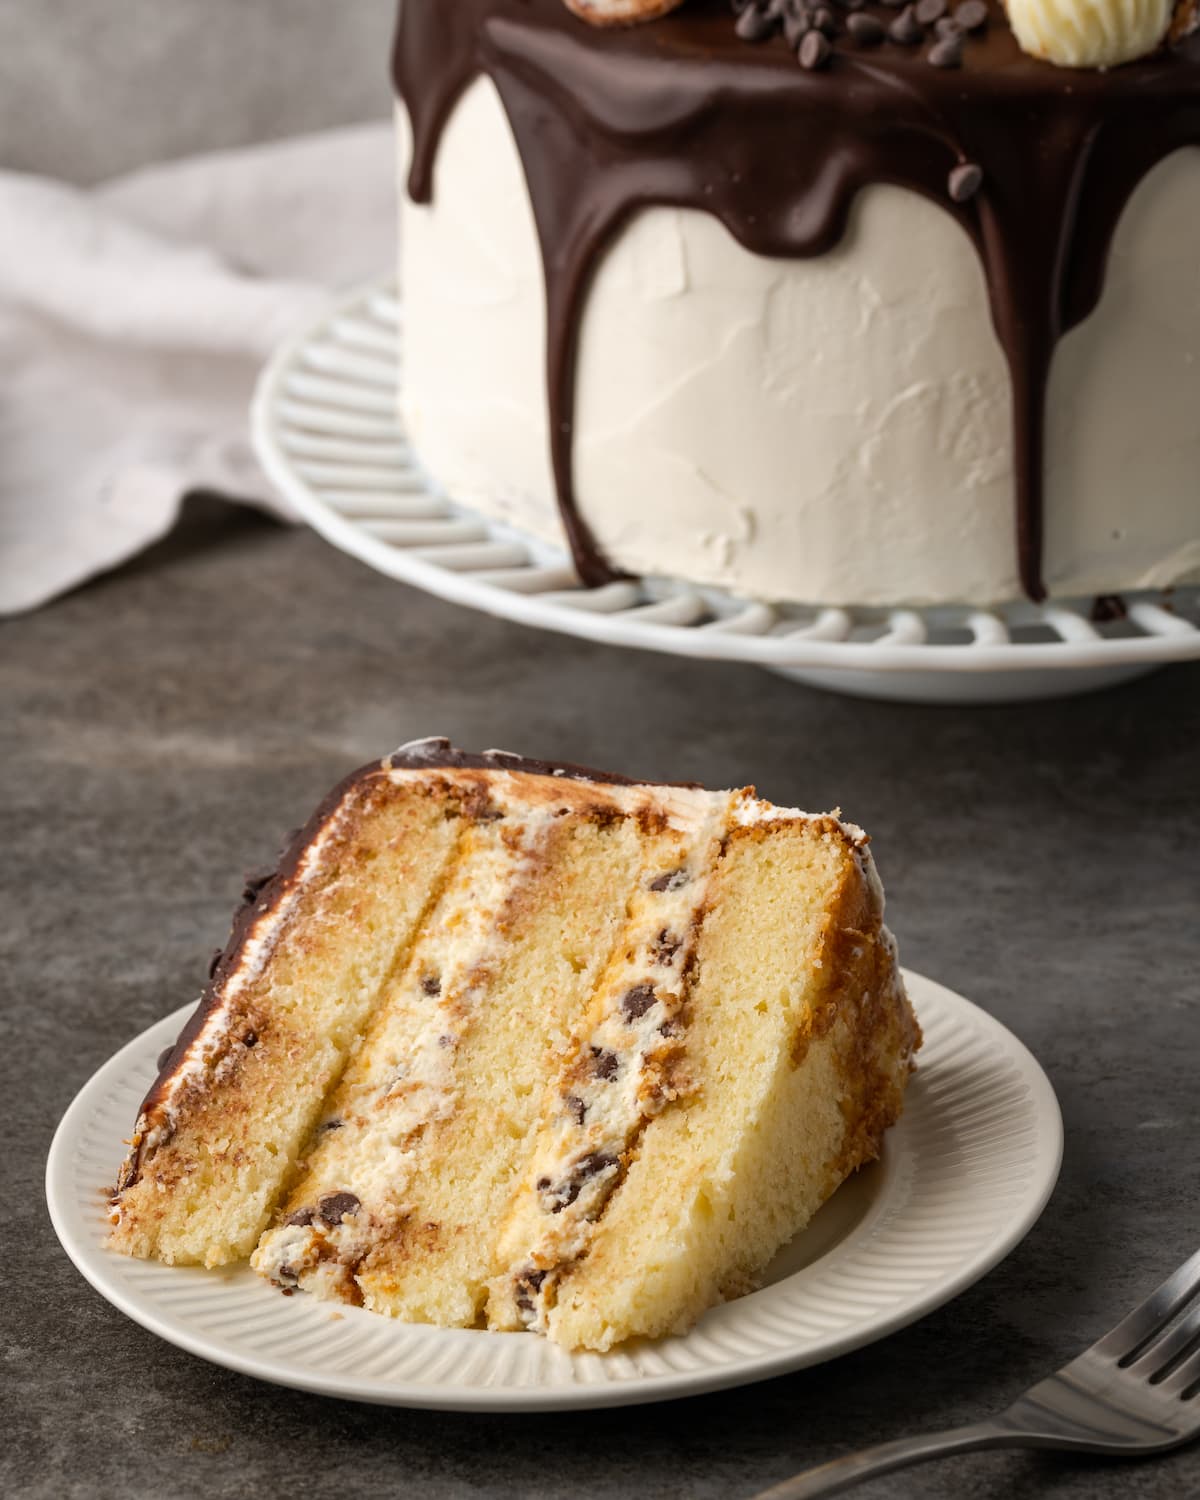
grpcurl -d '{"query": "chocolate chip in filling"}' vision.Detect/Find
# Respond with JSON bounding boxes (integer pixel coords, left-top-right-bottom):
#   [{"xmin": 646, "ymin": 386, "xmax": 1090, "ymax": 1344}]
[
  {"xmin": 316, "ymin": 1191, "xmax": 361, "ymax": 1227},
  {"xmin": 590, "ymin": 1046, "xmax": 619, "ymax": 1080},
  {"xmin": 651, "ymin": 927, "xmax": 682, "ymax": 965},
  {"xmin": 621, "ymin": 983, "xmax": 659, "ymax": 1022},
  {"xmin": 514, "ymin": 1267, "xmax": 548, "ymax": 1313},
  {"xmin": 537, "ymin": 1152, "xmax": 620, "ymax": 1215}
]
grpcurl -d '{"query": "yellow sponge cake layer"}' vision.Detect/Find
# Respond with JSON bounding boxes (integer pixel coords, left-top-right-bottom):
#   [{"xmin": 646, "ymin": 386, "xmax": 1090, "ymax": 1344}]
[
  {"xmin": 534, "ymin": 816, "xmax": 915, "ymax": 1351},
  {"xmin": 110, "ymin": 739, "xmax": 919, "ymax": 1349},
  {"xmin": 109, "ymin": 767, "xmax": 464, "ymax": 1266}
]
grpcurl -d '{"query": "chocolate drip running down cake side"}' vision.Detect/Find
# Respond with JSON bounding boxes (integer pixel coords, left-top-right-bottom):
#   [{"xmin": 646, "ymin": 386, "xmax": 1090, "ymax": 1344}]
[
  {"xmin": 109, "ymin": 740, "xmax": 920, "ymax": 1351},
  {"xmin": 392, "ymin": 0, "xmax": 1200, "ymax": 609}
]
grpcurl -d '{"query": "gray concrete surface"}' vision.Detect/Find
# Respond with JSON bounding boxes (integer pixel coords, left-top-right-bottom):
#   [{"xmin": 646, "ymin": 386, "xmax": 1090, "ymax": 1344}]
[
  {"xmin": 0, "ymin": 0, "xmax": 394, "ymax": 182},
  {"xmin": 4, "ymin": 498, "xmax": 1199, "ymax": 1499}
]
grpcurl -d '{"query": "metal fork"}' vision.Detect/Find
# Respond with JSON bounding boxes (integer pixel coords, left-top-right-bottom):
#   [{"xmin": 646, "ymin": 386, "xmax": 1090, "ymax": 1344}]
[{"xmin": 752, "ymin": 1247, "xmax": 1200, "ymax": 1499}]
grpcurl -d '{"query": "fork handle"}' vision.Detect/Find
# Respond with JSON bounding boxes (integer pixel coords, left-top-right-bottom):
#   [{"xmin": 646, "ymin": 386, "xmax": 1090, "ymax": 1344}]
[{"xmin": 750, "ymin": 1419, "xmax": 1024, "ymax": 1499}]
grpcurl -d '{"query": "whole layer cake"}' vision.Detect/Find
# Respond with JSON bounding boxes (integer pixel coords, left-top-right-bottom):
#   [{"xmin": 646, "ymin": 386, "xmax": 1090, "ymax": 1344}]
[
  {"xmin": 109, "ymin": 740, "xmax": 919, "ymax": 1350},
  {"xmin": 393, "ymin": 0, "xmax": 1200, "ymax": 608}
]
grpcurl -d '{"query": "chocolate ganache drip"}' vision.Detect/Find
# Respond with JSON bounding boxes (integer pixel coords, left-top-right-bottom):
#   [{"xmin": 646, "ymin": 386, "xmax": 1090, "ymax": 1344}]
[{"xmin": 393, "ymin": 0, "xmax": 1200, "ymax": 602}]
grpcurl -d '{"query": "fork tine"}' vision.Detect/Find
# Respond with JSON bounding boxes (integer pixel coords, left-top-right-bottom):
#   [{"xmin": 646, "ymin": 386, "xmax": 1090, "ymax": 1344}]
[
  {"xmin": 1159, "ymin": 1339, "xmax": 1200, "ymax": 1398},
  {"xmin": 1095, "ymin": 1247, "xmax": 1200, "ymax": 1362},
  {"xmin": 1127, "ymin": 1297, "xmax": 1200, "ymax": 1381}
]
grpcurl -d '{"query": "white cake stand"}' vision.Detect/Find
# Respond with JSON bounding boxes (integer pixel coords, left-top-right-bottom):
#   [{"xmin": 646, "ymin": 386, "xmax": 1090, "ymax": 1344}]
[{"xmin": 251, "ymin": 281, "xmax": 1200, "ymax": 704}]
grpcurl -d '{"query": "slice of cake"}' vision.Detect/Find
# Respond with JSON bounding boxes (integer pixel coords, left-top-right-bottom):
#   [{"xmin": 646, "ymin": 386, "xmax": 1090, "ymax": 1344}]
[{"xmin": 110, "ymin": 739, "xmax": 920, "ymax": 1350}]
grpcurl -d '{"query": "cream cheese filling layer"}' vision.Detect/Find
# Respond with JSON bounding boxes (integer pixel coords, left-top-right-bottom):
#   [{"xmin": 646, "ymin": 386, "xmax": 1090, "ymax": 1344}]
[
  {"xmin": 489, "ymin": 792, "xmax": 737, "ymax": 1333},
  {"xmin": 251, "ymin": 806, "xmax": 560, "ymax": 1294}
]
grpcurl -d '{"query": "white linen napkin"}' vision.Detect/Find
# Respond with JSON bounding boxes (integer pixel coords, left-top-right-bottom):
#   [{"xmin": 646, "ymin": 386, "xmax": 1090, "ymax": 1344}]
[{"xmin": 0, "ymin": 123, "xmax": 395, "ymax": 615}]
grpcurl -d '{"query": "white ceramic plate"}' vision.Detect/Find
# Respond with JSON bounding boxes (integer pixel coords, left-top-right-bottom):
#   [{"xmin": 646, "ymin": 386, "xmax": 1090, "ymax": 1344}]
[{"xmin": 48, "ymin": 970, "xmax": 1061, "ymax": 1412}]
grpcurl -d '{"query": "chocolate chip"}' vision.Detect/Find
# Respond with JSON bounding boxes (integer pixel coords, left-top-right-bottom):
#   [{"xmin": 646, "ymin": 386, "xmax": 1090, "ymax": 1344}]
[
  {"xmin": 207, "ymin": 948, "xmax": 223, "ymax": 979},
  {"xmin": 812, "ymin": 6, "xmax": 839, "ymax": 33},
  {"xmin": 515, "ymin": 1268, "xmax": 548, "ymax": 1312},
  {"xmin": 888, "ymin": 6, "xmax": 924, "ymax": 41},
  {"xmin": 846, "ymin": 11, "xmax": 885, "ymax": 42},
  {"xmin": 648, "ymin": 868, "xmax": 688, "ymax": 893},
  {"xmin": 316, "ymin": 1191, "xmax": 360, "ymax": 1227},
  {"xmin": 565, "ymin": 1094, "xmax": 587, "ymax": 1125},
  {"xmin": 242, "ymin": 1030, "xmax": 258, "ymax": 1048},
  {"xmin": 784, "ymin": 7, "xmax": 812, "ymax": 44},
  {"xmin": 421, "ymin": 974, "xmax": 441, "ymax": 996},
  {"xmin": 948, "ymin": 162, "xmax": 983, "ymax": 202},
  {"xmin": 927, "ymin": 32, "xmax": 963, "ymax": 64},
  {"xmin": 621, "ymin": 984, "xmax": 658, "ymax": 1022},
  {"xmin": 559, "ymin": 1186, "xmax": 581, "ymax": 1212},
  {"xmin": 652, "ymin": 927, "xmax": 682, "ymax": 964},
  {"xmin": 914, "ymin": 0, "xmax": 945, "ymax": 21},
  {"xmin": 954, "ymin": 0, "xmax": 988, "ymax": 26},
  {"xmin": 736, "ymin": 3, "xmax": 777, "ymax": 38},
  {"xmin": 317, "ymin": 1118, "xmax": 343, "ymax": 1133},
  {"xmin": 156, "ymin": 1044, "xmax": 175, "ymax": 1072},
  {"xmin": 798, "ymin": 28, "xmax": 833, "ymax": 65},
  {"xmin": 576, "ymin": 1152, "xmax": 619, "ymax": 1180},
  {"xmin": 934, "ymin": 14, "xmax": 962, "ymax": 35},
  {"xmin": 1090, "ymin": 594, "xmax": 1128, "ymax": 623},
  {"xmin": 590, "ymin": 1046, "xmax": 619, "ymax": 1081},
  {"xmin": 285, "ymin": 1206, "xmax": 315, "ymax": 1227},
  {"xmin": 541, "ymin": 1152, "xmax": 621, "ymax": 1215}
]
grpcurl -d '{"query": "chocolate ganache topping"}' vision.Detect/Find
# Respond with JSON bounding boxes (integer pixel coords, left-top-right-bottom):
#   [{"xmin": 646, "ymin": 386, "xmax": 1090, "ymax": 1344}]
[{"xmin": 393, "ymin": 0, "xmax": 1200, "ymax": 601}]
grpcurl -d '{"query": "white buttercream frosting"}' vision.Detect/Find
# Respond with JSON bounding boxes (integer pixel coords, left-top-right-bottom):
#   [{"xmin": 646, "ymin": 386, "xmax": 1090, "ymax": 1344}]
[
  {"xmin": 1006, "ymin": 0, "xmax": 1173, "ymax": 66},
  {"xmin": 562, "ymin": 0, "xmax": 687, "ymax": 22},
  {"xmin": 397, "ymin": 84, "xmax": 1200, "ymax": 607}
]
